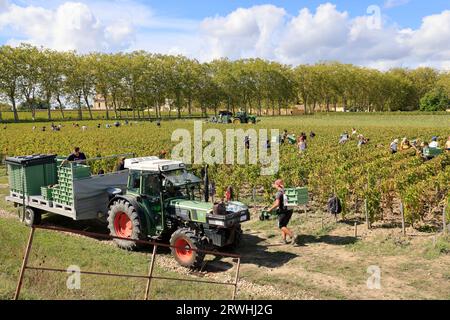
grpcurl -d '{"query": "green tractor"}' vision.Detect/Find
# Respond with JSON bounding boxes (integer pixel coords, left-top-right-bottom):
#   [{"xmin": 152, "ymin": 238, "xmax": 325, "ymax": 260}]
[
  {"xmin": 108, "ymin": 157, "xmax": 250, "ymax": 268},
  {"xmin": 233, "ymin": 111, "xmax": 257, "ymax": 124}
]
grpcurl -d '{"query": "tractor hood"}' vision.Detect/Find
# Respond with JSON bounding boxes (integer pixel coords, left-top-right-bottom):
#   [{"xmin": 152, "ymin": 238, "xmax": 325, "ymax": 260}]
[{"xmin": 167, "ymin": 199, "xmax": 250, "ymax": 226}]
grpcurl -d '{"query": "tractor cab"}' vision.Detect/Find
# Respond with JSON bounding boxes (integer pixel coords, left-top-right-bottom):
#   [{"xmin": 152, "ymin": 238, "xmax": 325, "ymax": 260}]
[{"xmin": 234, "ymin": 111, "xmax": 257, "ymax": 124}]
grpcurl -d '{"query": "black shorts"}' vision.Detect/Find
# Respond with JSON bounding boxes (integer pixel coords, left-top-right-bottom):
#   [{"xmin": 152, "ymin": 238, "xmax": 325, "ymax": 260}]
[{"xmin": 277, "ymin": 210, "xmax": 293, "ymax": 229}]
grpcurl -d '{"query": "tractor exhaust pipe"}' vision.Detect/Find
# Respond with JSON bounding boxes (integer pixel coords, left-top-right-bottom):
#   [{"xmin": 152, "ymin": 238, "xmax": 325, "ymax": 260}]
[{"xmin": 203, "ymin": 165, "xmax": 209, "ymax": 203}]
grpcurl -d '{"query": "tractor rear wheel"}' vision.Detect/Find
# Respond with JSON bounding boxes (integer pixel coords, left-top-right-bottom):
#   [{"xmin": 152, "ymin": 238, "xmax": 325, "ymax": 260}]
[
  {"xmin": 170, "ymin": 228, "xmax": 205, "ymax": 269},
  {"xmin": 22, "ymin": 207, "xmax": 41, "ymax": 227},
  {"xmin": 107, "ymin": 200, "xmax": 144, "ymax": 250},
  {"xmin": 233, "ymin": 119, "xmax": 241, "ymax": 124}
]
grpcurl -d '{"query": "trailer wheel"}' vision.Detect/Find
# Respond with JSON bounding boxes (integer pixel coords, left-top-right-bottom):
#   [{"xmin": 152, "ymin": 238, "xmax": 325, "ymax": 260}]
[
  {"xmin": 107, "ymin": 200, "xmax": 143, "ymax": 250},
  {"xmin": 170, "ymin": 228, "xmax": 205, "ymax": 269},
  {"xmin": 22, "ymin": 207, "xmax": 41, "ymax": 227}
]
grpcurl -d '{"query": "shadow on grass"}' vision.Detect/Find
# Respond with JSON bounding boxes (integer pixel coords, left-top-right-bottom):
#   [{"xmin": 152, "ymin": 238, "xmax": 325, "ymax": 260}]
[
  {"xmin": 40, "ymin": 214, "xmax": 298, "ymax": 271},
  {"xmin": 296, "ymin": 234, "xmax": 358, "ymax": 246},
  {"xmin": 237, "ymin": 233, "xmax": 298, "ymax": 268},
  {"xmin": 41, "ymin": 213, "xmax": 109, "ymax": 239}
]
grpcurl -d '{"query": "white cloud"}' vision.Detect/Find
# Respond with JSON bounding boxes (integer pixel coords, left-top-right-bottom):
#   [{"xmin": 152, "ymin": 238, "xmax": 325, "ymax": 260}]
[
  {"xmin": 384, "ymin": 0, "xmax": 410, "ymax": 9},
  {"xmin": 200, "ymin": 2, "xmax": 450, "ymax": 70},
  {"xmin": 277, "ymin": 3, "xmax": 349, "ymax": 63},
  {"xmin": 0, "ymin": 1, "xmax": 135, "ymax": 52},
  {"xmin": 0, "ymin": 1, "xmax": 449, "ymax": 70},
  {"xmin": 200, "ymin": 5, "xmax": 286, "ymax": 60}
]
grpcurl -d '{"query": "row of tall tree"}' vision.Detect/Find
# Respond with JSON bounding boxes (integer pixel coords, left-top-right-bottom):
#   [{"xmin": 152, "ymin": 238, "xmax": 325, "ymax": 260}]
[{"xmin": 0, "ymin": 44, "xmax": 449, "ymax": 122}]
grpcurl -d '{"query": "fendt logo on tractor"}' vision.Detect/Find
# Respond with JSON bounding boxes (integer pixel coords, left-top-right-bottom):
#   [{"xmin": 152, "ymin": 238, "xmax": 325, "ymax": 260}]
[{"xmin": 6, "ymin": 154, "xmax": 250, "ymax": 269}]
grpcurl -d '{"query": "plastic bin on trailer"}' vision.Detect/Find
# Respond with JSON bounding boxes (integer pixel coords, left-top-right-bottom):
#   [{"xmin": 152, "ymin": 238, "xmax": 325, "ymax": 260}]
[{"xmin": 5, "ymin": 154, "xmax": 57, "ymax": 196}]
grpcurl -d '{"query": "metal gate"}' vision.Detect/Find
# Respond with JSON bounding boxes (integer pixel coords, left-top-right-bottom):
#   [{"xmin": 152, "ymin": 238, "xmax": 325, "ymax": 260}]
[{"xmin": 14, "ymin": 225, "xmax": 241, "ymax": 300}]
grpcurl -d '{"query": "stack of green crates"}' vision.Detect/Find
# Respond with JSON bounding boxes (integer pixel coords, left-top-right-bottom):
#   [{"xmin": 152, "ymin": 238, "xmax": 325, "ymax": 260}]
[
  {"xmin": 285, "ymin": 187, "xmax": 308, "ymax": 206},
  {"xmin": 41, "ymin": 186, "xmax": 54, "ymax": 201},
  {"xmin": 6, "ymin": 156, "xmax": 57, "ymax": 196},
  {"xmin": 52, "ymin": 164, "xmax": 91, "ymax": 206}
]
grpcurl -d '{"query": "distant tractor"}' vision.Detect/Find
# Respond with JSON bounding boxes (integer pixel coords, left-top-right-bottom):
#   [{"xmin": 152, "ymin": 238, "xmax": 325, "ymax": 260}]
[
  {"xmin": 5, "ymin": 155, "xmax": 250, "ymax": 269},
  {"xmin": 210, "ymin": 111, "xmax": 233, "ymax": 124},
  {"xmin": 233, "ymin": 111, "xmax": 257, "ymax": 124}
]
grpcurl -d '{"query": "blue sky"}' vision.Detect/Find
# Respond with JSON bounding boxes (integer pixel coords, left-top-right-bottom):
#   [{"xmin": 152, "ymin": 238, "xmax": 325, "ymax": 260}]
[
  {"xmin": 1, "ymin": 0, "xmax": 450, "ymax": 69},
  {"xmin": 15, "ymin": 0, "xmax": 449, "ymax": 28},
  {"xmin": 141, "ymin": 0, "xmax": 449, "ymax": 28}
]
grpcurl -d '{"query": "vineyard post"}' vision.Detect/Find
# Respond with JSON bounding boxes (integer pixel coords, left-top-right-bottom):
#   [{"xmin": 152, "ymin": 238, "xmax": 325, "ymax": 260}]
[
  {"xmin": 354, "ymin": 222, "xmax": 358, "ymax": 238},
  {"xmin": 364, "ymin": 199, "xmax": 370, "ymax": 229},
  {"xmin": 443, "ymin": 207, "xmax": 447, "ymax": 234},
  {"xmin": 252, "ymin": 188, "xmax": 256, "ymax": 209},
  {"xmin": 400, "ymin": 202, "xmax": 406, "ymax": 236}
]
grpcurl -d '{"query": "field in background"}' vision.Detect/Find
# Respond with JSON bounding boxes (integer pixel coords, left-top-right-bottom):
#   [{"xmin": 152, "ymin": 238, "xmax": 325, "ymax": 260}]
[
  {"xmin": 0, "ymin": 113, "xmax": 449, "ymax": 300},
  {"xmin": 0, "ymin": 110, "xmax": 206, "ymax": 122}
]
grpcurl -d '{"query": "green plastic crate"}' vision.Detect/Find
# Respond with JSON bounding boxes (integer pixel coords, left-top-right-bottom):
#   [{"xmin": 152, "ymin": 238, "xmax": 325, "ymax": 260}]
[
  {"xmin": 41, "ymin": 186, "xmax": 54, "ymax": 200},
  {"xmin": 285, "ymin": 187, "xmax": 308, "ymax": 205}
]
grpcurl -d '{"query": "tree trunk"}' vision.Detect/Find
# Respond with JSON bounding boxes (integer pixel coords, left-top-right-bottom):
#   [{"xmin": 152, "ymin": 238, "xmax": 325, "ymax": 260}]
[
  {"xmin": 10, "ymin": 96, "xmax": 19, "ymax": 122},
  {"xmin": 77, "ymin": 97, "xmax": 83, "ymax": 120},
  {"xmin": 188, "ymin": 97, "xmax": 192, "ymax": 116},
  {"xmin": 112, "ymin": 98, "xmax": 118, "ymax": 119},
  {"xmin": 56, "ymin": 96, "xmax": 65, "ymax": 119},
  {"xmin": 46, "ymin": 96, "xmax": 52, "ymax": 121},
  {"xmin": 104, "ymin": 95, "xmax": 110, "ymax": 120},
  {"xmin": 84, "ymin": 95, "xmax": 93, "ymax": 120}
]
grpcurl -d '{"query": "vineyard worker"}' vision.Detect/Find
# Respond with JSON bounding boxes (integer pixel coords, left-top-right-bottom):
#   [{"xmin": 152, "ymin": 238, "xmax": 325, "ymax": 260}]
[
  {"xmin": 400, "ymin": 137, "xmax": 411, "ymax": 151},
  {"xmin": 60, "ymin": 147, "xmax": 87, "ymax": 167},
  {"xmin": 422, "ymin": 142, "xmax": 432, "ymax": 161},
  {"xmin": 445, "ymin": 136, "xmax": 450, "ymax": 152},
  {"xmin": 429, "ymin": 137, "xmax": 439, "ymax": 148},
  {"xmin": 390, "ymin": 139, "xmax": 399, "ymax": 154},
  {"xmin": 268, "ymin": 179, "xmax": 296, "ymax": 245},
  {"xmin": 298, "ymin": 136, "xmax": 307, "ymax": 154},
  {"xmin": 115, "ymin": 157, "xmax": 126, "ymax": 172},
  {"xmin": 339, "ymin": 132, "xmax": 349, "ymax": 144}
]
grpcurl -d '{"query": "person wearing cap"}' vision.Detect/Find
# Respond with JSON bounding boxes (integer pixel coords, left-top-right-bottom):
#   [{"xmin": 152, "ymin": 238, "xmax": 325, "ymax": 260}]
[
  {"xmin": 115, "ymin": 157, "xmax": 126, "ymax": 172},
  {"xmin": 268, "ymin": 179, "xmax": 296, "ymax": 244},
  {"xmin": 429, "ymin": 137, "xmax": 439, "ymax": 148},
  {"xmin": 390, "ymin": 139, "xmax": 399, "ymax": 154}
]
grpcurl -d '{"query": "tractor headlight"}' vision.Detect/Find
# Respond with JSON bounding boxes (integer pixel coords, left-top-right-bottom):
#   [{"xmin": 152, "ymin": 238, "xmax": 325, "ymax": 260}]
[{"xmin": 208, "ymin": 219, "xmax": 225, "ymax": 227}]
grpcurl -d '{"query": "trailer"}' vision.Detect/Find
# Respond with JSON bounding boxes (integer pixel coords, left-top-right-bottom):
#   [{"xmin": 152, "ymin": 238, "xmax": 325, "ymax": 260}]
[{"xmin": 5, "ymin": 154, "xmax": 128, "ymax": 226}]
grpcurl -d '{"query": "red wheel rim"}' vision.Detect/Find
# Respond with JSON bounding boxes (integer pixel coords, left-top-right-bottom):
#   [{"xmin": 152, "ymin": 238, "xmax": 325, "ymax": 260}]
[
  {"xmin": 174, "ymin": 238, "xmax": 193, "ymax": 263},
  {"xmin": 114, "ymin": 212, "xmax": 133, "ymax": 238}
]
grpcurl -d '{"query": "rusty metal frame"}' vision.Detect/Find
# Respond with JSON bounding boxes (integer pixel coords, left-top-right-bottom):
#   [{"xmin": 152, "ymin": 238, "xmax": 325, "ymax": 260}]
[{"xmin": 14, "ymin": 225, "xmax": 241, "ymax": 300}]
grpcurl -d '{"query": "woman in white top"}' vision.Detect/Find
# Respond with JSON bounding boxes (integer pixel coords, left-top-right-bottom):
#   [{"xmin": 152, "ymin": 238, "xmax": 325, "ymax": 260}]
[{"xmin": 429, "ymin": 137, "xmax": 439, "ymax": 148}]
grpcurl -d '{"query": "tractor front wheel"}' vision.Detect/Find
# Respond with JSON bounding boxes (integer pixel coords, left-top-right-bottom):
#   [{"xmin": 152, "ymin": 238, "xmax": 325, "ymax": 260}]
[
  {"xmin": 170, "ymin": 228, "xmax": 205, "ymax": 269},
  {"xmin": 233, "ymin": 119, "xmax": 241, "ymax": 125},
  {"xmin": 107, "ymin": 200, "xmax": 144, "ymax": 250}
]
